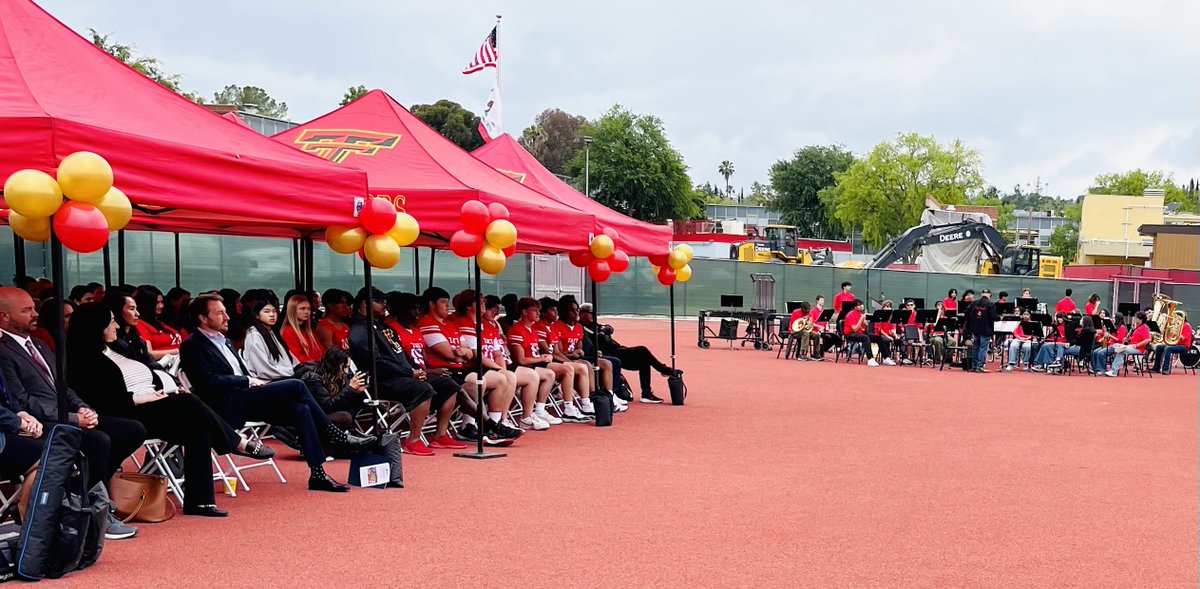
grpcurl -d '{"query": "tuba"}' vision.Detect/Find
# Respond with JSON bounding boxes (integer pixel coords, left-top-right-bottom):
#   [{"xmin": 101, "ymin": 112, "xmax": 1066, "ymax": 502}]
[{"xmin": 1148, "ymin": 294, "xmax": 1182, "ymax": 345}]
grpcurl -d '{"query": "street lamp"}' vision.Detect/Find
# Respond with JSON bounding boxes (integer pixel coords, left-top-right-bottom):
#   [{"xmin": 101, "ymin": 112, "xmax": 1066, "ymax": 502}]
[{"xmin": 583, "ymin": 136, "xmax": 593, "ymax": 199}]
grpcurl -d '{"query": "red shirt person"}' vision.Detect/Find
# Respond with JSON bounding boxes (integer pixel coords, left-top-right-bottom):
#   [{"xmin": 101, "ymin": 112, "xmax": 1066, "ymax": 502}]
[
  {"xmin": 942, "ymin": 289, "xmax": 958, "ymax": 312},
  {"xmin": 833, "ymin": 282, "xmax": 856, "ymax": 314},
  {"xmin": 1055, "ymin": 289, "xmax": 1076, "ymax": 314}
]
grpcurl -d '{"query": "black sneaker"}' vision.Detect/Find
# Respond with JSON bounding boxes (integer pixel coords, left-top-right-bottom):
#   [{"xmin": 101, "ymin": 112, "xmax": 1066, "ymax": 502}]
[
  {"xmin": 614, "ymin": 387, "xmax": 633, "ymax": 403},
  {"xmin": 457, "ymin": 423, "xmax": 482, "ymax": 442},
  {"xmin": 640, "ymin": 392, "xmax": 664, "ymax": 404},
  {"xmin": 487, "ymin": 419, "xmax": 523, "ymax": 440}
]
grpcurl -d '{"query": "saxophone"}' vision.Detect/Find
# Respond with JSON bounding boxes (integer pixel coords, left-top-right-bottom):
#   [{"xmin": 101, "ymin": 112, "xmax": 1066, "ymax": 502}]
[{"xmin": 1149, "ymin": 294, "xmax": 1182, "ymax": 345}]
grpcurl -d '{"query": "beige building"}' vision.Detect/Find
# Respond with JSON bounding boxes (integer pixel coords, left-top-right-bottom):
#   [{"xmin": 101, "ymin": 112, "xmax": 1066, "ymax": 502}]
[
  {"xmin": 1077, "ymin": 193, "xmax": 1164, "ymax": 265},
  {"xmin": 1138, "ymin": 224, "xmax": 1200, "ymax": 270}
]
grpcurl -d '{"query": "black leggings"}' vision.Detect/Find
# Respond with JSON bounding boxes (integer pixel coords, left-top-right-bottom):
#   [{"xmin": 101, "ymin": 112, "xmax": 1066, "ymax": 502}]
[{"xmin": 610, "ymin": 346, "xmax": 670, "ymax": 393}]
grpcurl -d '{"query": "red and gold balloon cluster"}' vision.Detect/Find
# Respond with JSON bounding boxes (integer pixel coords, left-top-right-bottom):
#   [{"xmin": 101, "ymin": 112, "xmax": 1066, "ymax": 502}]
[
  {"xmin": 648, "ymin": 243, "xmax": 694, "ymax": 285},
  {"xmin": 568, "ymin": 228, "xmax": 630, "ymax": 282},
  {"xmin": 3, "ymin": 152, "xmax": 132, "ymax": 253},
  {"xmin": 325, "ymin": 198, "xmax": 420, "ymax": 269},
  {"xmin": 449, "ymin": 201, "xmax": 517, "ymax": 275}
]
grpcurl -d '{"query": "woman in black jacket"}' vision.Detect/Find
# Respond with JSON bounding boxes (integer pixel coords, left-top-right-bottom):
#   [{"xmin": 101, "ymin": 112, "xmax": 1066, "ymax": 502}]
[
  {"xmin": 66, "ymin": 303, "xmax": 275, "ymax": 517},
  {"xmin": 293, "ymin": 346, "xmax": 367, "ymax": 431}
]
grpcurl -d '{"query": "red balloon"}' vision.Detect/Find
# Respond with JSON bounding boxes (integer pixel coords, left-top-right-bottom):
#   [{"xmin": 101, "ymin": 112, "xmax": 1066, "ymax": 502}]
[
  {"xmin": 449, "ymin": 230, "xmax": 484, "ymax": 258},
  {"xmin": 54, "ymin": 201, "xmax": 110, "ymax": 253},
  {"xmin": 588, "ymin": 259, "xmax": 611, "ymax": 282},
  {"xmin": 359, "ymin": 198, "xmax": 397, "ymax": 234},
  {"xmin": 656, "ymin": 265, "xmax": 676, "ymax": 286},
  {"xmin": 648, "ymin": 253, "xmax": 669, "ymax": 267},
  {"xmin": 568, "ymin": 249, "xmax": 594, "ymax": 268},
  {"xmin": 602, "ymin": 227, "xmax": 620, "ymax": 244},
  {"xmin": 501, "ymin": 244, "xmax": 516, "ymax": 257},
  {"xmin": 609, "ymin": 249, "xmax": 630, "ymax": 273},
  {"xmin": 461, "ymin": 200, "xmax": 491, "ymax": 235},
  {"xmin": 487, "ymin": 202, "xmax": 510, "ymax": 221}
]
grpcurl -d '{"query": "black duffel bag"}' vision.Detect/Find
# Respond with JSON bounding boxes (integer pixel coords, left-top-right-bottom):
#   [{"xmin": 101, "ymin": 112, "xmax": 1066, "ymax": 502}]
[
  {"xmin": 592, "ymin": 391, "xmax": 614, "ymax": 427},
  {"xmin": 669, "ymin": 372, "xmax": 687, "ymax": 405}
]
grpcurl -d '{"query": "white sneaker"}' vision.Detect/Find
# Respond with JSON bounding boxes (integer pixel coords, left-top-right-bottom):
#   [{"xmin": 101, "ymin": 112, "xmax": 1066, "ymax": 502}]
[
  {"xmin": 561, "ymin": 404, "xmax": 590, "ymax": 423},
  {"xmin": 1003, "ymin": 365, "xmax": 1013, "ymax": 372},
  {"xmin": 520, "ymin": 415, "xmax": 549, "ymax": 431},
  {"xmin": 613, "ymin": 402, "xmax": 628, "ymax": 413},
  {"xmin": 578, "ymin": 398, "xmax": 595, "ymax": 413},
  {"xmin": 1105, "ymin": 370, "xmax": 1117, "ymax": 377},
  {"xmin": 867, "ymin": 359, "xmax": 879, "ymax": 367},
  {"xmin": 612, "ymin": 395, "xmax": 628, "ymax": 407},
  {"xmin": 533, "ymin": 408, "xmax": 562, "ymax": 425},
  {"xmin": 882, "ymin": 358, "xmax": 896, "ymax": 366}
]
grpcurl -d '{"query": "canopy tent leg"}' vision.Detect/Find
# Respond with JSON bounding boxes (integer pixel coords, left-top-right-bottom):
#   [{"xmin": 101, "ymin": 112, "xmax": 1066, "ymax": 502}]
[
  {"xmin": 669, "ymin": 283, "xmax": 676, "ymax": 371},
  {"xmin": 593, "ymin": 279, "xmax": 602, "ymax": 390},
  {"xmin": 456, "ymin": 258, "xmax": 505, "ymax": 460},
  {"xmin": 117, "ymin": 229, "xmax": 126, "ymax": 286},
  {"xmin": 303, "ymin": 237, "xmax": 315, "ymax": 293},
  {"xmin": 363, "ymin": 258, "xmax": 379, "ymax": 405},
  {"xmin": 12, "ymin": 234, "xmax": 26, "ymax": 278},
  {"xmin": 292, "ymin": 238, "xmax": 302, "ymax": 291},
  {"xmin": 413, "ymin": 248, "xmax": 420, "ymax": 292},
  {"xmin": 427, "ymin": 248, "xmax": 437, "ymax": 290},
  {"xmin": 49, "ymin": 231, "xmax": 66, "ymax": 396},
  {"xmin": 102, "ymin": 242, "xmax": 112, "ymax": 288},
  {"xmin": 173, "ymin": 233, "xmax": 181, "ymax": 288}
]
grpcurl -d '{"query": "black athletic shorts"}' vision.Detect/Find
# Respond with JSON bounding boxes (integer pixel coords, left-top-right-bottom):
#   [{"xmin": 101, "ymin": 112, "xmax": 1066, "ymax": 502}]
[
  {"xmin": 426, "ymin": 374, "xmax": 461, "ymax": 408},
  {"xmin": 376, "ymin": 377, "xmax": 434, "ymax": 411}
]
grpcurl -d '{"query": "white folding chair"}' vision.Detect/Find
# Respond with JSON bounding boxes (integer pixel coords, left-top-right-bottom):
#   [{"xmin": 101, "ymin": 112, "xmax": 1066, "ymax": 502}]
[
  {"xmin": 220, "ymin": 422, "xmax": 286, "ymax": 491},
  {"xmin": 0, "ymin": 478, "xmax": 23, "ymax": 523},
  {"xmin": 132, "ymin": 438, "xmax": 186, "ymax": 502}
]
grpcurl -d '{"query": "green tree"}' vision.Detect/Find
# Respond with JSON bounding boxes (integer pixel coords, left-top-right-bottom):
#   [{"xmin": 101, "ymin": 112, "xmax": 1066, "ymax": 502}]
[
  {"xmin": 410, "ymin": 99, "xmax": 485, "ymax": 152},
  {"xmin": 1089, "ymin": 169, "xmax": 1198, "ymax": 213},
  {"xmin": 695, "ymin": 182, "xmax": 733, "ymax": 205},
  {"xmin": 747, "ymin": 181, "xmax": 773, "ymax": 206},
  {"xmin": 822, "ymin": 133, "xmax": 984, "ymax": 248},
  {"xmin": 518, "ymin": 108, "xmax": 588, "ymax": 175},
  {"xmin": 564, "ymin": 105, "xmax": 697, "ymax": 223},
  {"xmin": 89, "ymin": 29, "xmax": 201, "ymax": 102},
  {"xmin": 1048, "ymin": 224, "xmax": 1079, "ymax": 262},
  {"xmin": 341, "ymin": 85, "xmax": 368, "ymax": 106},
  {"xmin": 767, "ymin": 145, "xmax": 855, "ymax": 238},
  {"xmin": 212, "ymin": 85, "xmax": 288, "ymax": 118},
  {"xmin": 718, "ymin": 160, "xmax": 735, "ymax": 196}
]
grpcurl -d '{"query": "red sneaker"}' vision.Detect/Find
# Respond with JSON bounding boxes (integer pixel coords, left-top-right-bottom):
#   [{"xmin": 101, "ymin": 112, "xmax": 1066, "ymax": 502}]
[
  {"xmin": 427, "ymin": 435, "xmax": 468, "ymax": 450},
  {"xmin": 401, "ymin": 439, "xmax": 435, "ymax": 456}
]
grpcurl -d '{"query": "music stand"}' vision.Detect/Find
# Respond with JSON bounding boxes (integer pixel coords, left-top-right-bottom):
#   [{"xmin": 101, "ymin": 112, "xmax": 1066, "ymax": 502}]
[
  {"xmin": 1145, "ymin": 320, "xmax": 1161, "ymax": 334},
  {"xmin": 785, "ymin": 301, "xmax": 804, "ymax": 313},
  {"xmin": 1117, "ymin": 302, "xmax": 1141, "ymax": 317},
  {"xmin": 1016, "ymin": 297, "xmax": 1038, "ymax": 311},
  {"xmin": 915, "ymin": 310, "xmax": 938, "ymax": 324},
  {"xmin": 995, "ymin": 302, "xmax": 1015, "ymax": 315},
  {"xmin": 1101, "ymin": 318, "xmax": 1116, "ymax": 332},
  {"xmin": 1020, "ymin": 321, "xmax": 1044, "ymax": 337},
  {"xmin": 944, "ymin": 309, "xmax": 958, "ymax": 319},
  {"xmin": 870, "ymin": 309, "xmax": 891, "ymax": 323},
  {"xmin": 836, "ymin": 305, "xmax": 853, "ymax": 324},
  {"xmin": 1031, "ymin": 313, "xmax": 1053, "ymax": 326},
  {"xmin": 817, "ymin": 309, "xmax": 835, "ymax": 323},
  {"xmin": 1087, "ymin": 314, "xmax": 1103, "ymax": 328},
  {"xmin": 891, "ymin": 309, "xmax": 913, "ymax": 324},
  {"xmin": 934, "ymin": 318, "xmax": 958, "ymax": 333},
  {"xmin": 720, "ymin": 294, "xmax": 743, "ymax": 309}
]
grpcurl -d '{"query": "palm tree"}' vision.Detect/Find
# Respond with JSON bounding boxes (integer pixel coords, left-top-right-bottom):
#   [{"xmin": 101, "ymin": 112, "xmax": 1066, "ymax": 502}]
[{"xmin": 718, "ymin": 160, "xmax": 735, "ymax": 196}]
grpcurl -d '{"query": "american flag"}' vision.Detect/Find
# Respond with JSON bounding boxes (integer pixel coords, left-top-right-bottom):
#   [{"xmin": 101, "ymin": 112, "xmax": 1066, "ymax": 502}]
[{"xmin": 462, "ymin": 26, "xmax": 498, "ymax": 75}]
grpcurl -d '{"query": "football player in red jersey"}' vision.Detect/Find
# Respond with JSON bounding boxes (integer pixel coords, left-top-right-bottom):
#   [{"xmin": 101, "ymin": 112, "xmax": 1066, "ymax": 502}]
[
  {"xmin": 554, "ymin": 297, "xmax": 626, "ymax": 412},
  {"xmin": 538, "ymin": 297, "xmax": 595, "ymax": 416},
  {"xmin": 452, "ymin": 290, "xmax": 525, "ymax": 434},
  {"xmin": 508, "ymin": 297, "xmax": 590, "ymax": 422},
  {"xmin": 482, "ymin": 295, "xmax": 557, "ymax": 429}
]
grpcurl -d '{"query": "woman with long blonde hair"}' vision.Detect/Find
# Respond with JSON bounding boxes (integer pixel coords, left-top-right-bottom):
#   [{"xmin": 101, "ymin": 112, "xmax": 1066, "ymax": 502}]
[{"xmin": 281, "ymin": 294, "xmax": 323, "ymax": 363}]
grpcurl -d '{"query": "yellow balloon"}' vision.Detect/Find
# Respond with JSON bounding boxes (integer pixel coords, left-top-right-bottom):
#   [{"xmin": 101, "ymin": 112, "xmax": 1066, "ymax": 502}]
[
  {"xmin": 57, "ymin": 151, "xmax": 113, "ymax": 204},
  {"xmin": 326, "ymin": 225, "xmax": 367, "ymax": 254},
  {"xmin": 4, "ymin": 169, "xmax": 63, "ymax": 218},
  {"xmin": 590, "ymin": 234, "xmax": 614, "ymax": 259},
  {"xmin": 363, "ymin": 235, "xmax": 401, "ymax": 269},
  {"xmin": 667, "ymin": 248, "xmax": 688, "ymax": 270},
  {"xmin": 95, "ymin": 186, "xmax": 132, "ymax": 231},
  {"xmin": 8, "ymin": 210, "xmax": 50, "ymax": 242},
  {"xmin": 387, "ymin": 212, "xmax": 420, "ymax": 247},
  {"xmin": 484, "ymin": 219, "xmax": 517, "ymax": 250},
  {"xmin": 675, "ymin": 243, "xmax": 694, "ymax": 263},
  {"xmin": 476, "ymin": 244, "xmax": 507, "ymax": 275},
  {"xmin": 676, "ymin": 263, "xmax": 693, "ymax": 283}
]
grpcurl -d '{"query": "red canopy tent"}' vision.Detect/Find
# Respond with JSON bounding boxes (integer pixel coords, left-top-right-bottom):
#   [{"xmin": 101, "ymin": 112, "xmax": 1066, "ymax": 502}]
[
  {"xmin": 472, "ymin": 134, "xmax": 673, "ymax": 257},
  {"xmin": 0, "ymin": 0, "xmax": 369, "ymax": 236},
  {"xmin": 273, "ymin": 90, "xmax": 595, "ymax": 253}
]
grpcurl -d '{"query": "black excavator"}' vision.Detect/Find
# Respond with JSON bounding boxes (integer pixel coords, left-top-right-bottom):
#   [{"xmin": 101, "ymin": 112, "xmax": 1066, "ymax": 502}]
[{"xmin": 866, "ymin": 221, "xmax": 1055, "ymax": 276}]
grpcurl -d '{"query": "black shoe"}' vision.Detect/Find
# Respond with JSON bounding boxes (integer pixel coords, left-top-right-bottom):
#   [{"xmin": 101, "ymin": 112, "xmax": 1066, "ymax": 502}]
[
  {"xmin": 457, "ymin": 423, "xmax": 482, "ymax": 442},
  {"xmin": 640, "ymin": 392, "xmax": 664, "ymax": 404},
  {"xmin": 332, "ymin": 431, "xmax": 376, "ymax": 455},
  {"xmin": 385, "ymin": 481, "xmax": 404, "ymax": 489},
  {"xmin": 308, "ymin": 474, "xmax": 350, "ymax": 492},
  {"xmin": 487, "ymin": 419, "xmax": 523, "ymax": 440},
  {"xmin": 183, "ymin": 504, "xmax": 228, "ymax": 517},
  {"xmin": 232, "ymin": 439, "xmax": 276, "ymax": 460},
  {"xmin": 614, "ymin": 387, "xmax": 633, "ymax": 403}
]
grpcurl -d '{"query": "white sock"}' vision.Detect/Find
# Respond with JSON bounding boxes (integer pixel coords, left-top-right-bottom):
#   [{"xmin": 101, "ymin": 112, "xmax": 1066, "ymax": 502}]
[
  {"xmin": 487, "ymin": 411, "xmax": 502, "ymax": 422},
  {"xmin": 462, "ymin": 415, "xmax": 477, "ymax": 426},
  {"xmin": 534, "ymin": 402, "xmax": 546, "ymax": 412}
]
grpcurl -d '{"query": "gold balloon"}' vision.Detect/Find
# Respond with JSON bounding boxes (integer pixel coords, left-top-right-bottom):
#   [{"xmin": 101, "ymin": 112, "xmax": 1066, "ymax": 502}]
[
  {"xmin": 589, "ymin": 234, "xmax": 615, "ymax": 259},
  {"xmin": 476, "ymin": 244, "xmax": 507, "ymax": 275},
  {"xmin": 484, "ymin": 219, "xmax": 517, "ymax": 250},
  {"xmin": 95, "ymin": 186, "xmax": 132, "ymax": 231},
  {"xmin": 363, "ymin": 235, "xmax": 401, "ymax": 268},
  {"xmin": 650, "ymin": 265, "xmax": 660, "ymax": 275},
  {"xmin": 326, "ymin": 225, "xmax": 367, "ymax": 254},
  {"xmin": 675, "ymin": 243, "xmax": 694, "ymax": 263},
  {"xmin": 57, "ymin": 151, "xmax": 113, "ymax": 204},
  {"xmin": 387, "ymin": 212, "xmax": 420, "ymax": 247},
  {"xmin": 667, "ymin": 248, "xmax": 688, "ymax": 270},
  {"xmin": 8, "ymin": 210, "xmax": 50, "ymax": 242},
  {"xmin": 676, "ymin": 263, "xmax": 693, "ymax": 282},
  {"xmin": 4, "ymin": 169, "xmax": 63, "ymax": 218}
]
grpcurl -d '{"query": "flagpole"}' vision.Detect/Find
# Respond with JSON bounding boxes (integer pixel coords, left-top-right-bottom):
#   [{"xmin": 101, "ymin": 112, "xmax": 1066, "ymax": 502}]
[{"xmin": 494, "ymin": 14, "xmax": 502, "ymax": 136}]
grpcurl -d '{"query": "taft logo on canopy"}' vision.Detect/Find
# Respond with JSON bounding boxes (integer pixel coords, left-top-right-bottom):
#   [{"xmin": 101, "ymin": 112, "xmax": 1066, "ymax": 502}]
[
  {"xmin": 293, "ymin": 129, "xmax": 401, "ymax": 164},
  {"xmin": 496, "ymin": 168, "xmax": 527, "ymax": 184}
]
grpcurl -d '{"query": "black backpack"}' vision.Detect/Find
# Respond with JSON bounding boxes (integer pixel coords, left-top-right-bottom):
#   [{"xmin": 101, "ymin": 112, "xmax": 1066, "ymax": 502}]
[{"xmin": 17, "ymin": 424, "xmax": 111, "ymax": 580}]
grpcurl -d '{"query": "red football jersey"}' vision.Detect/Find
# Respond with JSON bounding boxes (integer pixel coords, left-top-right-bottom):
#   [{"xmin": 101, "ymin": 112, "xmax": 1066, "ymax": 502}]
[
  {"xmin": 507, "ymin": 321, "xmax": 541, "ymax": 361},
  {"xmin": 553, "ymin": 320, "xmax": 585, "ymax": 354},
  {"xmin": 389, "ymin": 321, "xmax": 427, "ymax": 369},
  {"xmin": 418, "ymin": 314, "xmax": 462, "ymax": 369}
]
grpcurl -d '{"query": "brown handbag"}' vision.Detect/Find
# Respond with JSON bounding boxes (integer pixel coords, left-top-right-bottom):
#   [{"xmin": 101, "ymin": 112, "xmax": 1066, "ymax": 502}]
[{"xmin": 108, "ymin": 472, "xmax": 175, "ymax": 523}]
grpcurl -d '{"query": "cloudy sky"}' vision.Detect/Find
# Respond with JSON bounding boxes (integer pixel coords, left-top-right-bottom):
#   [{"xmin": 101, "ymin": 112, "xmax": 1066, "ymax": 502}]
[{"xmin": 39, "ymin": 0, "xmax": 1199, "ymax": 200}]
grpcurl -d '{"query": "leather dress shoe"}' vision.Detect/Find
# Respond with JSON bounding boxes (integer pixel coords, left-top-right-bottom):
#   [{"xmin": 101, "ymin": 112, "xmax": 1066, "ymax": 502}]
[
  {"xmin": 232, "ymin": 439, "xmax": 276, "ymax": 460},
  {"xmin": 183, "ymin": 504, "xmax": 228, "ymax": 517},
  {"xmin": 333, "ymin": 431, "xmax": 376, "ymax": 455},
  {"xmin": 308, "ymin": 475, "xmax": 350, "ymax": 493}
]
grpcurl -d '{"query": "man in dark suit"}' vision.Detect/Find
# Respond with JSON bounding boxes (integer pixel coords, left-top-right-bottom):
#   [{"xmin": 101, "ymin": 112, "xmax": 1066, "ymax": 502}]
[
  {"xmin": 966, "ymin": 288, "xmax": 999, "ymax": 373},
  {"xmin": 0, "ymin": 369, "xmax": 44, "ymax": 481},
  {"xmin": 0, "ymin": 286, "xmax": 144, "ymax": 539},
  {"xmin": 179, "ymin": 293, "xmax": 372, "ymax": 492}
]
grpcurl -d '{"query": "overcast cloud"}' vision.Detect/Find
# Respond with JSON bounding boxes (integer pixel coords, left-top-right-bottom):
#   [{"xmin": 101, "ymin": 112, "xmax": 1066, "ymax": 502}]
[{"xmin": 39, "ymin": 0, "xmax": 1199, "ymax": 200}]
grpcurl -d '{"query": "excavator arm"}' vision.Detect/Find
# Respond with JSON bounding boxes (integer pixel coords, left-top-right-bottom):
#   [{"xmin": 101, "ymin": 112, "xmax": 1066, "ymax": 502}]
[{"xmin": 866, "ymin": 222, "xmax": 1007, "ymax": 270}]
